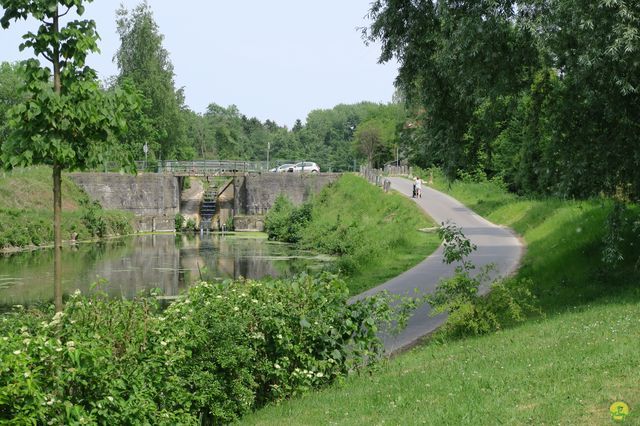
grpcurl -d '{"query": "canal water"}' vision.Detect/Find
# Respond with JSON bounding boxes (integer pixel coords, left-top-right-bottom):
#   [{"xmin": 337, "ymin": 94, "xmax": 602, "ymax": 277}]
[{"xmin": 0, "ymin": 233, "xmax": 333, "ymax": 308}]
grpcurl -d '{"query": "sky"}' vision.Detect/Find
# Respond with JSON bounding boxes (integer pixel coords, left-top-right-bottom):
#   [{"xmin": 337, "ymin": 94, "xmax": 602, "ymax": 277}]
[{"xmin": 0, "ymin": 1, "xmax": 399, "ymax": 128}]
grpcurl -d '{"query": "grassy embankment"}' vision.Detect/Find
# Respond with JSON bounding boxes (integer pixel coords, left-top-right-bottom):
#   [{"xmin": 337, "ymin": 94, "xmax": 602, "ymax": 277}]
[
  {"xmin": 283, "ymin": 174, "xmax": 441, "ymax": 295},
  {"xmin": 242, "ymin": 176, "xmax": 640, "ymax": 425},
  {"xmin": 0, "ymin": 166, "xmax": 134, "ymax": 251}
]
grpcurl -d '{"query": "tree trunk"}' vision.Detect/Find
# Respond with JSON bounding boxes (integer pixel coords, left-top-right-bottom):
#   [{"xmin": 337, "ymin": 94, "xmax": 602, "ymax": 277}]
[
  {"xmin": 53, "ymin": 163, "xmax": 63, "ymax": 312},
  {"xmin": 53, "ymin": 7, "xmax": 63, "ymax": 312}
]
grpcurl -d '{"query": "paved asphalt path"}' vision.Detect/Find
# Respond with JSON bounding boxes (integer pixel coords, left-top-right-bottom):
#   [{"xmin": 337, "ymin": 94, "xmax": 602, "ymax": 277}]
[{"xmin": 353, "ymin": 177, "xmax": 524, "ymax": 354}]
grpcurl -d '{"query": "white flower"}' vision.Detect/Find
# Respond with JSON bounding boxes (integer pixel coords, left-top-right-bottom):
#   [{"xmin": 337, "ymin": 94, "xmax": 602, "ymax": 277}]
[
  {"xmin": 160, "ymin": 341, "xmax": 167, "ymax": 346},
  {"xmin": 66, "ymin": 341, "xmax": 75, "ymax": 348},
  {"xmin": 24, "ymin": 371, "xmax": 31, "ymax": 378},
  {"xmin": 107, "ymin": 396, "xmax": 114, "ymax": 402},
  {"xmin": 274, "ymin": 363, "xmax": 281, "ymax": 370},
  {"xmin": 316, "ymin": 372, "xmax": 324, "ymax": 378},
  {"xmin": 12, "ymin": 350, "xmax": 21, "ymax": 355},
  {"xmin": 233, "ymin": 306, "xmax": 240, "ymax": 312}
]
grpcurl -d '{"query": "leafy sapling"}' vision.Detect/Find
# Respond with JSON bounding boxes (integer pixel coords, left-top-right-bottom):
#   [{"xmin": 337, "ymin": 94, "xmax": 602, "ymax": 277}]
[{"xmin": 428, "ymin": 221, "xmax": 539, "ymax": 338}]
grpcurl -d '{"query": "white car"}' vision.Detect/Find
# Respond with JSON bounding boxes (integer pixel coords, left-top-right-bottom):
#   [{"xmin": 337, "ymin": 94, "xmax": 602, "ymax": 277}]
[
  {"xmin": 290, "ymin": 161, "xmax": 320, "ymax": 173},
  {"xmin": 270, "ymin": 163, "xmax": 295, "ymax": 172}
]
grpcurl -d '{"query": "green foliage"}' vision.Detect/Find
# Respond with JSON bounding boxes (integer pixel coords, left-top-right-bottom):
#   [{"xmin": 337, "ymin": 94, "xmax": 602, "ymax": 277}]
[
  {"xmin": 0, "ymin": 207, "xmax": 132, "ymax": 250},
  {"xmin": 428, "ymin": 221, "xmax": 539, "ymax": 339},
  {"xmin": 437, "ymin": 221, "xmax": 477, "ymax": 266},
  {"xmin": 266, "ymin": 175, "xmax": 440, "ymax": 293},
  {"xmin": 0, "ymin": 2, "xmax": 140, "ymax": 173},
  {"xmin": 0, "ymin": 62, "xmax": 25, "ymax": 160},
  {"xmin": 301, "ymin": 176, "xmax": 430, "ymax": 278},
  {"xmin": 174, "ymin": 213, "xmax": 185, "ymax": 231},
  {"xmin": 264, "ymin": 195, "xmax": 312, "ymax": 243},
  {"xmin": 430, "ymin": 169, "xmax": 640, "ymax": 314},
  {"xmin": 241, "ymin": 295, "xmax": 640, "ymax": 425},
  {"xmin": 601, "ymin": 200, "xmax": 627, "ymax": 267},
  {"xmin": 185, "ymin": 218, "xmax": 196, "ymax": 231},
  {"xmin": 0, "ymin": 167, "xmax": 133, "ymax": 249},
  {"xmin": 367, "ymin": 0, "xmax": 640, "ymax": 200},
  {"xmin": 0, "ymin": 273, "xmax": 416, "ymax": 423},
  {"xmin": 80, "ymin": 199, "xmax": 106, "ymax": 238},
  {"xmin": 115, "ymin": 1, "xmax": 189, "ymax": 161}
]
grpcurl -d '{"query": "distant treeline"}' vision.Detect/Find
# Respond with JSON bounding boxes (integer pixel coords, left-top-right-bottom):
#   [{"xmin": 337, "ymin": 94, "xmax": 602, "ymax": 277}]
[
  {"xmin": 0, "ymin": 2, "xmax": 408, "ymax": 173},
  {"xmin": 3, "ymin": 1, "xmax": 638, "ymax": 199}
]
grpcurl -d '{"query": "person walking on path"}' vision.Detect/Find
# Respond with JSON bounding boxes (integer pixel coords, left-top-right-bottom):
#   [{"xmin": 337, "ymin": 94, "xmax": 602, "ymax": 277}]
[{"xmin": 415, "ymin": 177, "xmax": 422, "ymax": 198}]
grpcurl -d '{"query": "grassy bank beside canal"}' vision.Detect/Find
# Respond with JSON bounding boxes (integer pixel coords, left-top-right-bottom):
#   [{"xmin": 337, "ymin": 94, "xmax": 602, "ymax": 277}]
[
  {"xmin": 265, "ymin": 174, "xmax": 441, "ymax": 294},
  {"xmin": 0, "ymin": 166, "xmax": 134, "ymax": 251},
  {"xmin": 242, "ymin": 173, "xmax": 640, "ymax": 425}
]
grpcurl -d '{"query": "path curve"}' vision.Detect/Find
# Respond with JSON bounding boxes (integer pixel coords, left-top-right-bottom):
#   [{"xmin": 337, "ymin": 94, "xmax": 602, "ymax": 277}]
[{"xmin": 354, "ymin": 177, "xmax": 524, "ymax": 354}]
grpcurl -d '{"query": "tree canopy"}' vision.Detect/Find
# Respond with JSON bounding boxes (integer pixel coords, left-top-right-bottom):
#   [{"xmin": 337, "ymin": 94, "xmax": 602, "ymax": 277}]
[
  {"xmin": 115, "ymin": 0, "xmax": 191, "ymax": 162},
  {"xmin": 366, "ymin": 0, "xmax": 640, "ymax": 200},
  {"xmin": 0, "ymin": 0, "xmax": 142, "ymax": 311}
]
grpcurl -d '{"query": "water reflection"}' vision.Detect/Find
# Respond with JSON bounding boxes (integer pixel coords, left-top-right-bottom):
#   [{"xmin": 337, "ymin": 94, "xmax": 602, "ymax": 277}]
[{"xmin": 0, "ymin": 234, "xmax": 332, "ymax": 307}]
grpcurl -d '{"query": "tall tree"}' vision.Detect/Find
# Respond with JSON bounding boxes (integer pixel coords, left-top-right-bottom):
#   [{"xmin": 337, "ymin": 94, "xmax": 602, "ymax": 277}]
[
  {"xmin": 366, "ymin": 0, "xmax": 538, "ymax": 179},
  {"xmin": 115, "ymin": 1, "xmax": 189, "ymax": 161},
  {"xmin": 0, "ymin": 0, "xmax": 140, "ymax": 310},
  {"xmin": 0, "ymin": 62, "xmax": 25, "ymax": 160}
]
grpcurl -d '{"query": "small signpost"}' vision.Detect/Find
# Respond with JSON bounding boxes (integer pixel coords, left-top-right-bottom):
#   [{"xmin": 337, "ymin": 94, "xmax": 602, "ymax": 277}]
[{"xmin": 143, "ymin": 143, "xmax": 148, "ymax": 171}]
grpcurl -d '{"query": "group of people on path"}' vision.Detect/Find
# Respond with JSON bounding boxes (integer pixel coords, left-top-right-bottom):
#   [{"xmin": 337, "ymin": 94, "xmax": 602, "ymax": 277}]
[{"xmin": 412, "ymin": 177, "xmax": 422, "ymax": 198}]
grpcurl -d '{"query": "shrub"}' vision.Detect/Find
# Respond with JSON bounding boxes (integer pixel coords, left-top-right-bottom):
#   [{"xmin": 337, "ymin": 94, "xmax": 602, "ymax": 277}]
[
  {"xmin": 264, "ymin": 195, "xmax": 311, "ymax": 243},
  {"xmin": 80, "ymin": 199, "xmax": 107, "ymax": 238},
  {"xmin": 427, "ymin": 222, "xmax": 540, "ymax": 338},
  {"xmin": 185, "ymin": 218, "xmax": 197, "ymax": 231},
  {"xmin": 103, "ymin": 212, "xmax": 133, "ymax": 236},
  {"xmin": 0, "ymin": 274, "xmax": 415, "ymax": 423},
  {"xmin": 174, "ymin": 213, "xmax": 185, "ymax": 231}
]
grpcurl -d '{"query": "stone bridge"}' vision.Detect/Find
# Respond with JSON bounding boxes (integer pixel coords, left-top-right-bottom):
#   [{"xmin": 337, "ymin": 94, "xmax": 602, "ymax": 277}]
[{"xmin": 69, "ymin": 170, "xmax": 340, "ymax": 232}]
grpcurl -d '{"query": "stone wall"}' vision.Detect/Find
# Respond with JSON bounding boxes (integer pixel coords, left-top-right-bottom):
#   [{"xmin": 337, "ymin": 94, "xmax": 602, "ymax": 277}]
[
  {"xmin": 69, "ymin": 173, "xmax": 180, "ymax": 232},
  {"xmin": 233, "ymin": 173, "xmax": 340, "ymax": 215},
  {"xmin": 232, "ymin": 173, "xmax": 340, "ymax": 231},
  {"xmin": 68, "ymin": 172, "xmax": 341, "ymax": 233}
]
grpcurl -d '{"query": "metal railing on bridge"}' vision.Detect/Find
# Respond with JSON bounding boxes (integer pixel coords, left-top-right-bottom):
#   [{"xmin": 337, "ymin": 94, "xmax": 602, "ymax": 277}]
[{"xmin": 158, "ymin": 160, "xmax": 269, "ymax": 176}]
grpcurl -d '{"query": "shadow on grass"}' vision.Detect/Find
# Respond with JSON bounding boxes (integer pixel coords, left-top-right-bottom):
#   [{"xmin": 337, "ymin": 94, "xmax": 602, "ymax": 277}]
[{"xmin": 499, "ymin": 198, "xmax": 640, "ymax": 321}]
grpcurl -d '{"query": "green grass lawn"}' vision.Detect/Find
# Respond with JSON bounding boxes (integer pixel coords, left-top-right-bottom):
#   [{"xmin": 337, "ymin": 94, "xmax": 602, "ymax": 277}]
[
  {"xmin": 300, "ymin": 174, "xmax": 441, "ymax": 294},
  {"xmin": 240, "ymin": 174, "xmax": 640, "ymax": 425},
  {"xmin": 429, "ymin": 176, "xmax": 640, "ymax": 315},
  {"xmin": 0, "ymin": 166, "xmax": 134, "ymax": 250},
  {"xmin": 242, "ymin": 294, "xmax": 639, "ymax": 425}
]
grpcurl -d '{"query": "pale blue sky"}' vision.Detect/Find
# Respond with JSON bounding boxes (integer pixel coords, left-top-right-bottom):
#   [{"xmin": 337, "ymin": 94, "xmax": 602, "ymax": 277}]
[{"xmin": 0, "ymin": 1, "xmax": 398, "ymax": 127}]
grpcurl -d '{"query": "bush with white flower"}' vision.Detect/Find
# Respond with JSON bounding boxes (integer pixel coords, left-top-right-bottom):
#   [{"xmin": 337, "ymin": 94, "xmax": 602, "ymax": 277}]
[{"xmin": 0, "ymin": 273, "xmax": 414, "ymax": 424}]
